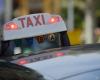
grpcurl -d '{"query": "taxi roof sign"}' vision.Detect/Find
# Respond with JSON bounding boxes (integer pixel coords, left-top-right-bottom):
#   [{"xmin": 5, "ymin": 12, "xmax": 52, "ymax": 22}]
[{"xmin": 2, "ymin": 13, "xmax": 67, "ymax": 40}]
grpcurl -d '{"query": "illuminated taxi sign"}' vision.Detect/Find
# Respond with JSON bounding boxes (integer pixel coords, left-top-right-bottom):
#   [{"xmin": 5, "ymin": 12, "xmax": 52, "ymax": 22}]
[
  {"xmin": 4, "ymin": 22, "xmax": 18, "ymax": 30},
  {"xmin": 3, "ymin": 13, "xmax": 67, "ymax": 40},
  {"xmin": 18, "ymin": 15, "xmax": 45, "ymax": 28}
]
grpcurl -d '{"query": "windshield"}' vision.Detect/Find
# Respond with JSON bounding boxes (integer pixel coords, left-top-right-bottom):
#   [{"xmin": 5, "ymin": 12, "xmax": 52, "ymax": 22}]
[{"xmin": 1, "ymin": 33, "xmax": 60, "ymax": 57}]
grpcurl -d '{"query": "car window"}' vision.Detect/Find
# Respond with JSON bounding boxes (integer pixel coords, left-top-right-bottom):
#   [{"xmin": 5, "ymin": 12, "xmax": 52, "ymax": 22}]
[{"xmin": 60, "ymin": 69, "xmax": 100, "ymax": 80}]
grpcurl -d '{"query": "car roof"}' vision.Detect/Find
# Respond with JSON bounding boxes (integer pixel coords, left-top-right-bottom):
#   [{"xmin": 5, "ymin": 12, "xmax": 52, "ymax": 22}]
[{"xmin": 25, "ymin": 43, "xmax": 100, "ymax": 80}]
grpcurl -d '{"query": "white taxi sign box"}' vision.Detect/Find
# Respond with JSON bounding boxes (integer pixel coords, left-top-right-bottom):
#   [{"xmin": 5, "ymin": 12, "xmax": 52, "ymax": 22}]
[{"xmin": 3, "ymin": 13, "xmax": 67, "ymax": 40}]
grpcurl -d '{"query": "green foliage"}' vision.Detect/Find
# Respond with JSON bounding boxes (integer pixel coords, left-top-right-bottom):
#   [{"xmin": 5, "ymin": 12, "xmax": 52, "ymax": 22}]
[
  {"xmin": 60, "ymin": 8, "xmax": 68, "ymax": 20},
  {"xmin": 74, "ymin": 7, "xmax": 84, "ymax": 28},
  {"xmin": 60, "ymin": 7, "xmax": 84, "ymax": 29}
]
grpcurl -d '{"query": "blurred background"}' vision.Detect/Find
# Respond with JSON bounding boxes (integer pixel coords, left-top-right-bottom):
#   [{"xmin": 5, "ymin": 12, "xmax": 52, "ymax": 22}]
[{"xmin": 0, "ymin": 0, "xmax": 100, "ymax": 45}]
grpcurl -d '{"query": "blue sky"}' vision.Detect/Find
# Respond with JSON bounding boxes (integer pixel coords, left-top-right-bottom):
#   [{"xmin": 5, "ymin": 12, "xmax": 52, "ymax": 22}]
[{"xmin": 0, "ymin": 0, "xmax": 4, "ymax": 14}]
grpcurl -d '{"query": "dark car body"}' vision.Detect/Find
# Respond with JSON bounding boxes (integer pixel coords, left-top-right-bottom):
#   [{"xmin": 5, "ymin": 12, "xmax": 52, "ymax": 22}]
[{"xmin": 0, "ymin": 61, "xmax": 46, "ymax": 80}]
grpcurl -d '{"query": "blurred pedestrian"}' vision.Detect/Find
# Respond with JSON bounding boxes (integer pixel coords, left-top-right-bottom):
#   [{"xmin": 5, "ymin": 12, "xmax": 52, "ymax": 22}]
[
  {"xmin": 95, "ymin": 28, "xmax": 100, "ymax": 43},
  {"xmin": 95, "ymin": 17, "xmax": 100, "ymax": 43}
]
